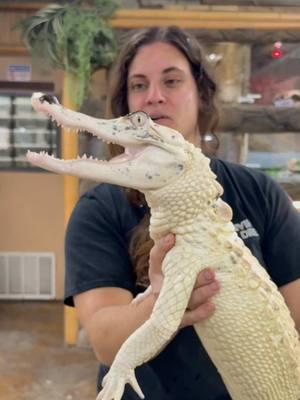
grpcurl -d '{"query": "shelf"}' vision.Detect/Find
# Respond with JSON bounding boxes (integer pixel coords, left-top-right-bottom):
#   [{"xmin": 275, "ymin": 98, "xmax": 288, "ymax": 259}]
[
  {"xmin": 0, "ymin": 157, "xmax": 12, "ymax": 162},
  {"xmin": 220, "ymin": 105, "xmax": 300, "ymax": 133},
  {"xmin": 13, "ymin": 115, "xmax": 49, "ymax": 120},
  {"xmin": 15, "ymin": 156, "xmax": 40, "ymax": 162},
  {"xmin": 15, "ymin": 144, "xmax": 56, "ymax": 148},
  {"xmin": 0, "ymin": 94, "xmax": 59, "ymax": 170},
  {"xmin": 14, "ymin": 131, "xmax": 55, "ymax": 135}
]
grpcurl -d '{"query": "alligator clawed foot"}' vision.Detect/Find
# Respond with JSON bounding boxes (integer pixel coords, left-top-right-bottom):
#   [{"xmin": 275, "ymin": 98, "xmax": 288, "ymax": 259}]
[
  {"xmin": 96, "ymin": 365, "xmax": 144, "ymax": 400},
  {"xmin": 131, "ymin": 286, "xmax": 153, "ymax": 306}
]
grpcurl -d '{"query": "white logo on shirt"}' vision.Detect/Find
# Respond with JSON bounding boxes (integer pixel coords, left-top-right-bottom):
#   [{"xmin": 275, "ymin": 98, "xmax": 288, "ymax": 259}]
[{"xmin": 234, "ymin": 219, "xmax": 259, "ymax": 240}]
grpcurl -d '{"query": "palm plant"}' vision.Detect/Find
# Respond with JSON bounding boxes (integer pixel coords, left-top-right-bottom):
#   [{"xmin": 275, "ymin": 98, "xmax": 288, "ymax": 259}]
[{"xmin": 17, "ymin": 0, "xmax": 119, "ymax": 106}]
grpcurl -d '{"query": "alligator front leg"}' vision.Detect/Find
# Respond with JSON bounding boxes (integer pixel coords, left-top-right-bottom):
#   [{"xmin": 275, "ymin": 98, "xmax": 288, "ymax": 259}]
[{"xmin": 96, "ymin": 250, "xmax": 200, "ymax": 400}]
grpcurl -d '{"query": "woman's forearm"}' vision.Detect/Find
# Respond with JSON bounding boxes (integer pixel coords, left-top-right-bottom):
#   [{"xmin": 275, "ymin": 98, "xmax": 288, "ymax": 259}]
[{"xmin": 85, "ymin": 293, "xmax": 157, "ymax": 366}]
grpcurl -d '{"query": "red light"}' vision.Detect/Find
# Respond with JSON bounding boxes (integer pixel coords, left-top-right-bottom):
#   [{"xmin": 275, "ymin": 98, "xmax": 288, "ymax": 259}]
[{"xmin": 272, "ymin": 48, "xmax": 283, "ymax": 59}]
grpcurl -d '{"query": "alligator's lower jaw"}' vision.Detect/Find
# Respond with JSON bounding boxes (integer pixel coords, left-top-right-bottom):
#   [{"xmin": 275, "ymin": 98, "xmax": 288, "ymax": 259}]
[
  {"xmin": 109, "ymin": 153, "xmax": 131, "ymax": 164},
  {"xmin": 26, "ymin": 150, "xmax": 51, "ymax": 166}
]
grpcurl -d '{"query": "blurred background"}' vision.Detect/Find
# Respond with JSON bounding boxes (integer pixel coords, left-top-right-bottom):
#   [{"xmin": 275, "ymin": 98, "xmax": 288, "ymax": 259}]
[{"xmin": 0, "ymin": 1, "xmax": 300, "ymax": 399}]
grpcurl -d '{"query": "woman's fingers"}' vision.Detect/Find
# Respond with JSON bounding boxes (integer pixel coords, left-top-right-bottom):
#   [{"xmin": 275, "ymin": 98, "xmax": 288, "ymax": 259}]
[
  {"xmin": 181, "ymin": 301, "xmax": 216, "ymax": 328},
  {"xmin": 182, "ymin": 268, "xmax": 220, "ymax": 328},
  {"xmin": 187, "ymin": 268, "xmax": 220, "ymax": 310},
  {"xmin": 194, "ymin": 267, "xmax": 217, "ymax": 288},
  {"xmin": 149, "ymin": 234, "xmax": 175, "ymax": 274},
  {"xmin": 148, "ymin": 234, "xmax": 175, "ymax": 293}
]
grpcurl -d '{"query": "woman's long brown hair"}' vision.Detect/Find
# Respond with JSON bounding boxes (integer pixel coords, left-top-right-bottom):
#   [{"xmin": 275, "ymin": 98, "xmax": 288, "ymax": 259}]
[{"xmin": 107, "ymin": 26, "xmax": 219, "ymax": 287}]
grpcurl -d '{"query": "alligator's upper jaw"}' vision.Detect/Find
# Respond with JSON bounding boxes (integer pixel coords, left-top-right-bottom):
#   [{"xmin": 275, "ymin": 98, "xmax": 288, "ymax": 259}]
[
  {"xmin": 30, "ymin": 92, "xmax": 155, "ymax": 166},
  {"xmin": 28, "ymin": 93, "xmax": 188, "ymax": 190},
  {"xmin": 31, "ymin": 93, "xmax": 150, "ymax": 150}
]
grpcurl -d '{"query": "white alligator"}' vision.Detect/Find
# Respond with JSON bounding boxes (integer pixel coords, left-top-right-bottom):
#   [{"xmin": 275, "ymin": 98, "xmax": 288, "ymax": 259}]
[{"xmin": 27, "ymin": 93, "xmax": 300, "ymax": 400}]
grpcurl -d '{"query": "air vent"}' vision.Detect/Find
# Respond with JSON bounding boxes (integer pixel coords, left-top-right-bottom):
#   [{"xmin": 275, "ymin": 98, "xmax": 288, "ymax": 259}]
[{"xmin": 0, "ymin": 252, "xmax": 55, "ymax": 299}]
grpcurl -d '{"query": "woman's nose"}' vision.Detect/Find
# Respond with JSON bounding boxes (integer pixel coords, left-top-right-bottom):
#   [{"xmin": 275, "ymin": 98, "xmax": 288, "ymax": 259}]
[{"xmin": 145, "ymin": 84, "xmax": 166, "ymax": 104}]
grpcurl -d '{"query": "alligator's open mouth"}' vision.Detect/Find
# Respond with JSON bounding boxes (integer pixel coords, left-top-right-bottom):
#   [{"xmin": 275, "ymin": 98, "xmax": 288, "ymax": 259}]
[
  {"xmin": 108, "ymin": 144, "xmax": 148, "ymax": 164},
  {"xmin": 28, "ymin": 93, "xmax": 163, "ymax": 171},
  {"xmin": 47, "ymin": 116, "xmax": 148, "ymax": 164}
]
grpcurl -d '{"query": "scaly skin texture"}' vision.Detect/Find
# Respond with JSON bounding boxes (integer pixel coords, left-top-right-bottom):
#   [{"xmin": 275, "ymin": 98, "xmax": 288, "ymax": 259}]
[{"xmin": 27, "ymin": 93, "xmax": 300, "ymax": 400}]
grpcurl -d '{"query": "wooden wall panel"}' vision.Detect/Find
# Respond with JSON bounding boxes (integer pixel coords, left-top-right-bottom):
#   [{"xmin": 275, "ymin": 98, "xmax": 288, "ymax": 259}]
[
  {"xmin": 0, "ymin": 10, "xmax": 33, "ymax": 47},
  {"xmin": 0, "ymin": 172, "xmax": 65, "ymax": 299}
]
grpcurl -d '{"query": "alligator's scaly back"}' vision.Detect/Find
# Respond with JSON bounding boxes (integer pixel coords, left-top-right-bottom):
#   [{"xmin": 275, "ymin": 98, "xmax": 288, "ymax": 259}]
[{"xmin": 27, "ymin": 93, "xmax": 300, "ymax": 400}]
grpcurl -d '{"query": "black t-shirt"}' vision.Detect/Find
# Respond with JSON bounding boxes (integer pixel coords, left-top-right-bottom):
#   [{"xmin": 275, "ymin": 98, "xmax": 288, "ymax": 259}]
[{"xmin": 64, "ymin": 158, "xmax": 300, "ymax": 400}]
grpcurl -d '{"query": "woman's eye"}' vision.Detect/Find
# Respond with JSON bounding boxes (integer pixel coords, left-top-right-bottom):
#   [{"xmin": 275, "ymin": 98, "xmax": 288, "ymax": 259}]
[
  {"xmin": 165, "ymin": 78, "xmax": 181, "ymax": 87},
  {"xmin": 130, "ymin": 82, "xmax": 146, "ymax": 91}
]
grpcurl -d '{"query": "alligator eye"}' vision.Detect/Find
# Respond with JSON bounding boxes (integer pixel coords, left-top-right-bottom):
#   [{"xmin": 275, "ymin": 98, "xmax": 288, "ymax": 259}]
[{"xmin": 129, "ymin": 111, "xmax": 148, "ymax": 128}]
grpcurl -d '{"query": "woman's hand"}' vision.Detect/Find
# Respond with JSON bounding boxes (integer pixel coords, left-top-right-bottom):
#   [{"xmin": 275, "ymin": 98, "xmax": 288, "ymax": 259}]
[{"xmin": 149, "ymin": 233, "xmax": 220, "ymax": 328}]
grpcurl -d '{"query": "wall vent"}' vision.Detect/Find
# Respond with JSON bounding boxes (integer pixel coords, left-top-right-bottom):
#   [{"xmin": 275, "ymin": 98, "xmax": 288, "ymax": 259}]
[{"xmin": 0, "ymin": 252, "xmax": 55, "ymax": 300}]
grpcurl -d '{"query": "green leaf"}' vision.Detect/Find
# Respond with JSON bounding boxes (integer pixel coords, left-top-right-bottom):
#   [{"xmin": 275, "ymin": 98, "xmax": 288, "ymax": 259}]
[{"xmin": 16, "ymin": 1, "xmax": 119, "ymax": 107}]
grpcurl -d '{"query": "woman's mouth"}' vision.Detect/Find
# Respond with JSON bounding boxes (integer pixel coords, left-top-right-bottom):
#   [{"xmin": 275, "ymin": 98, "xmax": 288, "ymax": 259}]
[{"xmin": 151, "ymin": 115, "xmax": 172, "ymax": 125}]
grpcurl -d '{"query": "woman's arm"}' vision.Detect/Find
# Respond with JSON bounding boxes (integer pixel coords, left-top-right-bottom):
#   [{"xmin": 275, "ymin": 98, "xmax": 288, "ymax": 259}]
[
  {"xmin": 74, "ymin": 286, "xmax": 156, "ymax": 366},
  {"xmin": 74, "ymin": 234, "xmax": 220, "ymax": 366},
  {"xmin": 279, "ymin": 278, "xmax": 300, "ymax": 334}
]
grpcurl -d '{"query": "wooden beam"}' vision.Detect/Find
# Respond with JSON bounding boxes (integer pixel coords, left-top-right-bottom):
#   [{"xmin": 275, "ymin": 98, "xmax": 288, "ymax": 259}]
[
  {"xmin": 1, "ymin": 8, "xmax": 300, "ymax": 58},
  {"xmin": 0, "ymin": 5, "xmax": 300, "ymax": 30},
  {"xmin": 110, "ymin": 9, "xmax": 300, "ymax": 30},
  {"xmin": 192, "ymin": 29, "xmax": 300, "ymax": 44},
  {"xmin": 0, "ymin": 80, "xmax": 54, "ymax": 92},
  {"xmin": 0, "ymin": 3, "xmax": 44, "ymax": 11},
  {"xmin": 0, "ymin": 46, "xmax": 29, "ymax": 56},
  {"xmin": 202, "ymin": 0, "xmax": 300, "ymax": 5},
  {"xmin": 61, "ymin": 73, "xmax": 79, "ymax": 345}
]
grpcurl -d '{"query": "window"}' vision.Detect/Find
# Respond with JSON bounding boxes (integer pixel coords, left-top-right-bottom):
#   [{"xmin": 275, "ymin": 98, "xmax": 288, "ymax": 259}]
[{"xmin": 0, "ymin": 95, "xmax": 59, "ymax": 169}]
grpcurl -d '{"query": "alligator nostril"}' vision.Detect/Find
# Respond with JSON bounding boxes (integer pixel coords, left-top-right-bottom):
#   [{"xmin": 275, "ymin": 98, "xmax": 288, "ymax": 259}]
[{"xmin": 39, "ymin": 94, "xmax": 59, "ymax": 105}]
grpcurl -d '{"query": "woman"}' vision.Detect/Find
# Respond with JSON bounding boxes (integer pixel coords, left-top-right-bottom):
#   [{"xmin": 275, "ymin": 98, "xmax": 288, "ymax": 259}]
[{"xmin": 64, "ymin": 26, "xmax": 300, "ymax": 399}]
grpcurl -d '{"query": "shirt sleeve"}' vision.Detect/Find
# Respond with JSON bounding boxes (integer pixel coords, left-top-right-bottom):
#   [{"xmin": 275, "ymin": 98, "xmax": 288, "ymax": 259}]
[
  {"xmin": 261, "ymin": 176, "xmax": 300, "ymax": 287},
  {"xmin": 64, "ymin": 185, "xmax": 137, "ymax": 306}
]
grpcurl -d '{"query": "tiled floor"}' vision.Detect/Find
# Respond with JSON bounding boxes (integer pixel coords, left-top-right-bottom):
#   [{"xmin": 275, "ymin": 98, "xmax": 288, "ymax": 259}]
[{"xmin": 0, "ymin": 301, "xmax": 99, "ymax": 400}]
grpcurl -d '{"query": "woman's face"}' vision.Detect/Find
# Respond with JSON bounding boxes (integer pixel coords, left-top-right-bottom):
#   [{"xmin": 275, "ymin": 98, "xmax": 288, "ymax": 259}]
[{"xmin": 127, "ymin": 42, "xmax": 201, "ymax": 146}]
